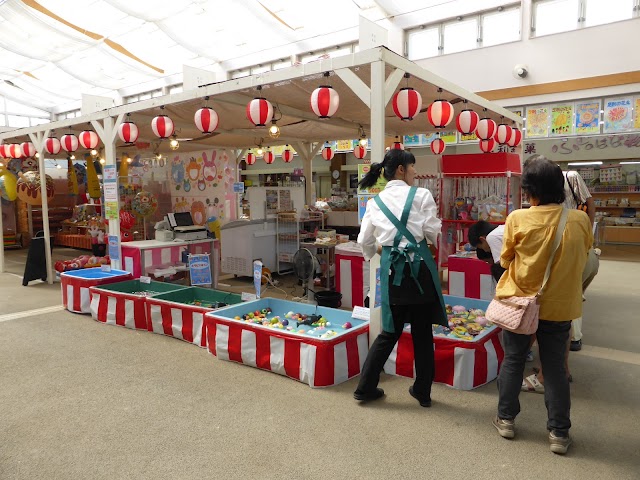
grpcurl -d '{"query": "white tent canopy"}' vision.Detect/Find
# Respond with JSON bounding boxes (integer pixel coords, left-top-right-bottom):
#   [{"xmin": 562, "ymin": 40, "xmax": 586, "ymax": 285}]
[{"xmin": 0, "ymin": 47, "xmax": 521, "ymax": 283}]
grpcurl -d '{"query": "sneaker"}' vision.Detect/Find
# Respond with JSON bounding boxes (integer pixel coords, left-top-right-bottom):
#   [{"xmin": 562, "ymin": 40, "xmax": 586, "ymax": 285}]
[
  {"xmin": 409, "ymin": 386, "xmax": 432, "ymax": 407},
  {"xmin": 570, "ymin": 340, "xmax": 582, "ymax": 352},
  {"xmin": 493, "ymin": 417, "xmax": 515, "ymax": 439},
  {"xmin": 353, "ymin": 387, "xmax": 384, "ymax": 402},
  {"xmin": 549, "ymin": 431, "xmax": 572, "ymax": 454},
  {"xmin": 526, "ymin": 350, "xmax": 535, "ymax": 362}
]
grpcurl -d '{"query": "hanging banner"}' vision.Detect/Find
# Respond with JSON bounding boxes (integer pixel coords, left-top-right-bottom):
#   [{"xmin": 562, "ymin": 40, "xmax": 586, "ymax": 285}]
[
  {"xmin": 85, "ymin": 157, "xmax": 101, "ymax": 199},
  {"xmin": 253, "ymin": 260, "xmax": 263, "ymax": 299},
  {"xmin": 118, "ymin": 155, "xmax": 129, "ymax": 183},
  {"xmin": 603, "ymin": 97, "xmax": 633, "ymax": 133},
  {"xmin": 335, "ymin": 140, "xmax": 353, "ymax": 151},
  {"xmin": 189, "ymin": 253, "xmax": 212, "ymax": 286},
  {"xmin": 67, "ymin": 157, "xmax": 78, "ymax": 195},
  {"xmin": 358, "ymin": 195, "xmax": 372, "ymax": 224},
  {"xmin": 357, "ymin": 164, "xmax": 387, "ymax": 195},
  {"xmin": 525, "ymin": 106, "xmax": 549, "ymax": 138},
  {"xmin": 550, "ymin": 104, "xmax": 573, "ymax": 136},
  {"xmin": 575, "ymin": 101, "xmax": 601, "ymax": 135}
]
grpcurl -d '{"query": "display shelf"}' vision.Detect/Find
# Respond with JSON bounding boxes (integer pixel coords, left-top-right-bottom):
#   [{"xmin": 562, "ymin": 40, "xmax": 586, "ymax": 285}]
[{"xmin": 276, "ymin": 211, "xmax": 324, "ymax": 275}]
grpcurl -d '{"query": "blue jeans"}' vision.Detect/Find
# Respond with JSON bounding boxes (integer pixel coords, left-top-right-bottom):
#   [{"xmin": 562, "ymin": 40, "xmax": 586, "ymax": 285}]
[{"xmin": 498, "ymin": 320, "xmax": 572, "ymax": 435}]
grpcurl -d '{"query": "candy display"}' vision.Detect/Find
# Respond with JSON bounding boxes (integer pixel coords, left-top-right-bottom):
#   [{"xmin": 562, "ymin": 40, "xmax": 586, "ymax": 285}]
[
  {"xmin": 423, "ymin": 304, "xmax": 496, "ymax": 342},
  {"xmin": 230, "ymin": 308, "xmax": 342, "ymax": 338}
]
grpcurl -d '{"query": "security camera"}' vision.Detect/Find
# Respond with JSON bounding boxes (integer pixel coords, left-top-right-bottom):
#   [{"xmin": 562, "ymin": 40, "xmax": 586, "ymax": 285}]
[{"xmin": 513, "ymin": 64, "xmax": 529, "ymax": 79}]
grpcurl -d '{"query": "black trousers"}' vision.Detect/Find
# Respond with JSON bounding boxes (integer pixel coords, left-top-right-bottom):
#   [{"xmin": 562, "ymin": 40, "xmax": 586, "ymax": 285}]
[
  {"xmin": 356, "ymin": 302, "xmax": 436, "ymax": 399},
  {"xmin": 498, "ymin": 320, "xmax": 572, "ymax": 434}
]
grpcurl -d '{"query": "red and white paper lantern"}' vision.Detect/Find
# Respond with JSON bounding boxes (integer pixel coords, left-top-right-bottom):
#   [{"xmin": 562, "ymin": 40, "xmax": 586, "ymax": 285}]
[
  {"xmin": 45, "ymin": 137, "xmax": 61, "ymax": 155},
  {"xmin": 246, "ymin": 152, "xmax": 256, "ymax": 165},
  {"xmin": 79, "ymin": 130, "xmax": 99, "ymax": 150},
  {"xmin": 479, "ymin": 138, "xmax": 496, "ymax": 153},
  {"xmin": 393, "ymin": 140, "xmax": 404, "ymax": 150},
  {"xmin": 392, "ymin": 88, "xmax": 422, "ymax": 121},
  {"xmin": 8, "ymin": 144, "xmax": 23, "ymax": 158},
  {"xmin": 151, "ymin": 115, "xmax": 175, "ymax": 139},
  {"xmin": 494, "ymin": 124, "xmax": 513, "ymax": 145},
  {"xmin": 246, "ymin": 98, "xmax": 273, "ymax": 127},
  {"xmin": 507, "ymin": 128, "xmax": 523, "ymax": 147},
  {"xmin": 21, "ymin": 142, "xmax": 36, "ymax": 158},
  {"xmin": 263, "ymin": 150, "xmax": 275, "ymax": 164},
  {"xmin": 427, "ymin": 100, "xmax": 454, "ymax": 128},
  {"xmin": 476, "ymin": 118, "xmax": 497, "ymax": 140},
  {"xmin": 118, "ymin": 121, "xmax": 139, "ymax": 144},
  {"xmin": 281, "ymin": 147, "xmax": 294, "ymax": 163},
  {"xmin": 353, "ymin": 145, "xmax": 367, "ymax": 159},
  {"xmin": 322, "ymin": 145, "xmax": 334, "ymax": 161},
  {"xmin": 194, "ymin": 107, "xmax": 219, "ymax": 133},
  {"xmin": 456, "ymin": 109, "xmax": 479, "ymax": 134},
  {"xmin": 430, "ymin": 137, "xmax": 446, "ymax": 155},
  {"xmin": 0, "ymin": 144, "xmax": 7, "ymax": 158},
  {"xmin": 310, "ymin": 86, "xmax": 339, "ymax": 119},
  {"xmin": 61, "ymin": 134, "xmax": 79, "ymax": 153}
]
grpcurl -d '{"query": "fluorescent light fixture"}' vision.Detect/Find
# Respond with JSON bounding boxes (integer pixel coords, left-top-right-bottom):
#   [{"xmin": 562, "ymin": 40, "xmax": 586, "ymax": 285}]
[
  {"xmin": 620, "ymin": 161, "xmax": 640, "ymax": 165},
  {"xmin": 567, "ymin": 161, "xmax": 603, "ymax": 166}
]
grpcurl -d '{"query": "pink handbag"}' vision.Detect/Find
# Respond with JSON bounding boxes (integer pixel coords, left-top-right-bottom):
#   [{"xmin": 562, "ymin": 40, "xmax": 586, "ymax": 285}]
[{"xmin": 486, "ymin": 208, "xmax": 568, "ymax": 335}]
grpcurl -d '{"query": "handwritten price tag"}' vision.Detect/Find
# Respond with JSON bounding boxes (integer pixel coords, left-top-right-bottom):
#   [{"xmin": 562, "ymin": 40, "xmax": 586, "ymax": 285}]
[
  {"xmin": 241, "ymin": 292, "xmax": 257, "ymax": 302},
  {"xmin": 101, "ymin": 265, "xmax": 111, "ymax": 272},
  {"xmin": 140, "ymin": 276, "xmax": 151, "ymax": 284},
  {"xmin": 352, "ymin": 306, "xmax": 370, "ymax": 321}
]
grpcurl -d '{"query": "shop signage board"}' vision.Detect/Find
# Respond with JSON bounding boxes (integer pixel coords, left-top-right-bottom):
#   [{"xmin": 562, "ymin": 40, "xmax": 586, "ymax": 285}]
[
  {"xmin": 357, "ymin": 164, "xmax": 387, "ymax": 195},
  {"xmin": 103, "ymin": 183, "xmax": 117, "ymax": 202},
  {"xmin": 103, "ymin": 165, "xmax": 117, "ymax": 182},
  {"xmin": 232, "ymin": 182, "xmax": 245, "ymax": 193},
  {"xmin": 105, "ymin": 201, "xmax": 118, "ymax": 220},
  {"xmin": 189, "ymin": 253, "xmax": 212, "ymax": 286},
  {"xmin": 357, "ymin": 195, "xmax": 371, "ymax": 224},
  {"xmin": 108, "ymin": 235, "xmax": 120, "ymax": 261}
]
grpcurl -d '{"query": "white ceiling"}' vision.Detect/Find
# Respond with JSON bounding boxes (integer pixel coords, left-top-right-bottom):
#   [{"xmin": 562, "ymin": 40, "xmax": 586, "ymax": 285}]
[{"xmin": 0, "ymin": 0, "xmax": 508, "ymax": 115}]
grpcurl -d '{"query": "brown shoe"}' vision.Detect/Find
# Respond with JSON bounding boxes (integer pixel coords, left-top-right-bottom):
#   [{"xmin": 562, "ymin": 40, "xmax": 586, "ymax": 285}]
[
  {"xmin": 493, "ymin": 417, "xmax": 515, "ymax": 439},
  {"xmin": 549, "ymin": 431, "xmax": 572, "ymax": 454}
]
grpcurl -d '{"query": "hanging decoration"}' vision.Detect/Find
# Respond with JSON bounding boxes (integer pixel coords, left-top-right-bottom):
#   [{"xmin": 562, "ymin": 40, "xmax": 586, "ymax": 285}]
[
  {"xmin": 310, "ymin": 74, "xmax": 339, "ymax": 118},
  {"xmin": 118, "ymin": 117, "xmax": 139, "ymax": 144},
  {"xmin": 0, "ymin": 169, "xmax": 18, "ymax": 201},
  {"xmin": 456, "ymin": 109, "xmax": 480, "ymax": 134},
  {"xmin": 494, "ymin": 123, "xmax": 513, "ymax": 145},
  {"xmin": 151, "ymin": 108, "xmax": 175, "ymax": 138},
  {"xmin": 20, "ymin": 142, "xmax": 36, "ymax": 158},
  {"xmin": 476, "ymin": 116, "xmax": 497, "ymax": 140},
  {"xmin": 393, "ymin": 137, "xmax": 404, "ymax": 150},
  {"xmin": 322, "ymin": 143, "xmax": 334, "ymax": 161},
  {"xmin": 195, "ymin": 103, "xmax": 219, "ymax": 133},
  {"xmin": 282, "ymin": 146, "xmax": 294, "ymax": 163},
  {"xmin": 79, "ymin": 130, "xmax": 99, "ymax": 150},
  {"xmin": 67, "ymin": 157, "xmax": 79, "ymax": 196},
  {"xmin": 430, "ymin": 136, "xmax": 446, "ymax": 155},
  {"xmin": 61, "ymin": 134, "xmax": 79, "ymax": 153},
  {"xmin": 246, "ymin": 86, "xmax": 273, "ymax": 127},
  {"xmin": 246, "ymin": 151, "xmax": 256, "ymax": 166},
  {"xmin": 119, "ymin": 153, "xmax": 130, "ymax": 181},
  {"xmin": 427, "ymin": 90, "xmax": 454, "ymax": 128},
  {"xmin": 479, "ymin": 138, "xmax": 496, "ymax": 153},
  {"xmin": 132, "ymin": 190, "xmax": 158, "ymax": 217},
  {"xmin": 45, "ymin": 136, "xmax": 61, "ymax": 155},
  {"xmin": 16, "ymin": 171, "xmax": 55, "ymax": 206},
  {"xmin": 392, "ymin": 75, "xmax": 422, "ymax": 121},
  {"xmin": 0, "ymin": 144, "xmax": 7, "ymax": 158},
  {"xmin": 8, "ymin": 144, "xmax": 23, "ymax": 158},
  {"xmin": 353, "ymin": 145, "xmax": 367, "ymax": 159},
  {"xmin": 85, "ymin": 156, "xmax": 101, "ymax": 199},
  {"xmin": 507, "ymin": 127, "xmax": 523, "ymax": 147},
  {"xmin": 263, "ymin": 150, "xmax": 275, "ymax": 164}
]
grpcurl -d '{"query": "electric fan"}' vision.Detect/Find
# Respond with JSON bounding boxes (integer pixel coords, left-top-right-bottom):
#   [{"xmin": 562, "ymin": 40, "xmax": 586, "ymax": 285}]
[{"xmin": 292, "ymin": 248, "xmax": 319, "ymax": 302}]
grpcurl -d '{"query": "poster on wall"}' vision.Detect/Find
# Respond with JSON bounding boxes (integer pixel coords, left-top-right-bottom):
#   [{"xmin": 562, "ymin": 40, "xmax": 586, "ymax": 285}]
[
  {"xmin": 459, "ymin": 131, "xmax": 478, "ymax": 142},
  {"xmin": 603, "ymin": 97, "xmax": 633, "ymax": 133},
  {"xmin": 550, "ymin": 104, "xmax": 573, "ymax": 136},
  {"xmin": 525, "ymin": 106, "xmax": 549, "ymax": 138},
  {"xmin": 441, "ymin": 131, "xmax": 457, "ymax": 144},
  {"xmin": 403, "ymin": 135, "xmax": 422, "ymax": 146},
  {"xmin": 575, "ymin": 101, "xmax": 601, "ymax": 135},
  {"xmin": 600, "ymin": 165, "xmax": 623, "ymax": 184},
  {"xmin": 577, "ymin": 168, "xmax": 595, "ymax": 181},
  {"xmin": 279, "ymin": 189, "xmax": 292, "ymax": 211},
  {"xmin": 634, "ymin": 98, "xmax": 640, "ymax": 130}
]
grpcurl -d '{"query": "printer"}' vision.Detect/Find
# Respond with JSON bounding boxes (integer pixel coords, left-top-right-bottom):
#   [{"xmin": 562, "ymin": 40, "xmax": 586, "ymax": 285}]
[{"xmin": 166, "ymin": 212, "xmax": 209, "ymax": 241}]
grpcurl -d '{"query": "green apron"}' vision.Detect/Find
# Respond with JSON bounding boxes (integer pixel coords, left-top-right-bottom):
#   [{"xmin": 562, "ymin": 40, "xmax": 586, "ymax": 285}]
[{"xmin": 374, "ymin": 187, "xmax": 447, "ymax": 333}]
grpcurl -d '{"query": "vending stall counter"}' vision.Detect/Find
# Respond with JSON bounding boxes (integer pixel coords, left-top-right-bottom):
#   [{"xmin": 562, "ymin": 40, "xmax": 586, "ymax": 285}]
[
  {"xmin": 145, "ymin": 287, "xmax": 242, "ymax": 347},
  {"xmin": 448, "ymin": 253, "xmax": 495, "ymax": 300},
  {"xmin": 383, "ymin": 295, "xmax": 504, "ymax": 390},
  {"xmin": 205, "ymin": 298, "xmax": 369, "ymax": 388},
  {"xmin": 89, "ymin": 280, "xmax": 189, "ymax": 330},
  {"xmin": 61, "ymin": 268, "xmax": 132, "ymax": 314}
]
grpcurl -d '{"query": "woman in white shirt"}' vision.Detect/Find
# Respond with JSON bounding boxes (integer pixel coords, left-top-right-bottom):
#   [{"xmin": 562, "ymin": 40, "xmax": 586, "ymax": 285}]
[{"xmin": 354, "ymin": 149, "xmax": 447, "ymax": 407}]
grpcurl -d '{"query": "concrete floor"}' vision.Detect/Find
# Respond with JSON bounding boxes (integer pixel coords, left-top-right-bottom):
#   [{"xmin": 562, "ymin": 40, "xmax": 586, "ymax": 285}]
[{"xmin": 1, "ymin": 246, "xmax": 639, "ymax": 480}]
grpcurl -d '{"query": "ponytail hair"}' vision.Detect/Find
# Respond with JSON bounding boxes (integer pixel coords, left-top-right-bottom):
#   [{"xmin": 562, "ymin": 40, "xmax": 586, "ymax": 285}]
[{"xmin": 357, "ymin": 148, "xmax": 416, "ymax": 189}]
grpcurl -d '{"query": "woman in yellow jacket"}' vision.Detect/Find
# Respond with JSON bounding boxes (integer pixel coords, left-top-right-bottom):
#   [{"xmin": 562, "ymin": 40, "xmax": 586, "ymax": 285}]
[{"xmin": 492, "ymin": 157, "xmax": 592, "ymax": 455}]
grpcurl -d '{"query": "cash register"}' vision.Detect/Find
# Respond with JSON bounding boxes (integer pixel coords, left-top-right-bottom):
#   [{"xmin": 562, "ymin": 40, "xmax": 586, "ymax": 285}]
[{"xmin": 167, "ymin": 212, "xmax": 208, "ymax": 241}]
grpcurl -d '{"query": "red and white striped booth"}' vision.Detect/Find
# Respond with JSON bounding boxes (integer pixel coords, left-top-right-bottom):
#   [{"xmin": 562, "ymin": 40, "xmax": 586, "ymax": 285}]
[
  {"xmin": 89, "ymin": 289, "xmax": 148, "ymax": 330},
  {"xmin": 335, "ymin": 242, "xmax": 367, "ymax": 309},
  {"xmin": 448, "ymin": 255, "xmax": 495, "ymax": 300},
  {"xmin": 205, "ymin": 299, "xmax": 370, "ymax": 388},
  {"xmin": 60, "ymin": 268, "xmax": 132, "ymax": 314}
]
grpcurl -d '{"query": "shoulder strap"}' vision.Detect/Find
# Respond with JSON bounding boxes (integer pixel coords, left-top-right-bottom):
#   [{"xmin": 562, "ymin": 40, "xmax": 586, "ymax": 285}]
[
  {"xmin": 373, "ymin": 188, "xmax": 419, "ymax": 245},
  {"xmin": 566, "ymin": 175, "xmax": 579, "ymax": 205},
  {"xmin": 539, "ymin": 207, "xmax": 569, "ymax": 296}
]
